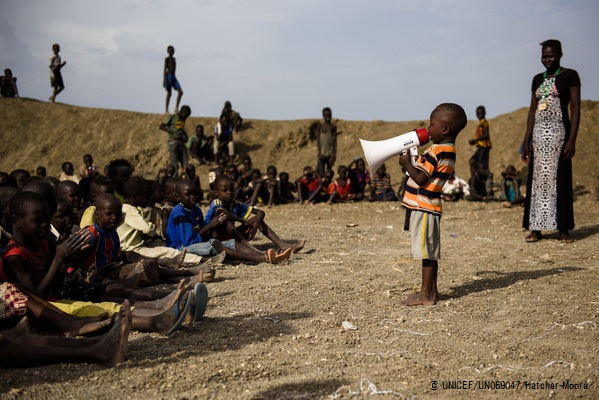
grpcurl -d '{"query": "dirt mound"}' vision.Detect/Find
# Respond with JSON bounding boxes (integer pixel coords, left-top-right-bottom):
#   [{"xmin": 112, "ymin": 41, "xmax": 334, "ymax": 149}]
[{"xmin": 1, "ymin": 98, "xmax": 597, "ymax": 192}]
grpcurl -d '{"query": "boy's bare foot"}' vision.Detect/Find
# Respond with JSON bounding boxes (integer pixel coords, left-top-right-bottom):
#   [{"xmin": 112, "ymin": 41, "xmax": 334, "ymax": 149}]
[
  {"xmin": 99, "ymin": 302, "xmax": 131, "ymax": 367},
  {"xmin": 186, "ymin": 262, "xmax": 216, "ymax": 284},
  {"xmin": 63, "ymin": 314, "xmax": 112, "ymax": 338},
  {"xmin": 402, "ymin": 291, "xmax": 439, "ymax": 306},
  {"xmin": 206, "ymin": 251, "xmax": 226, "ymax": 266},
  {"xmin": 121, "ymin": 262, "xmax": 144, "ymax": 287},
  {"xmin": 286, "ymin": 240, "xmax": 305, "ymax": 254},
  {"xmin": 13, "ymin": 316, "xmax": 31, "ymax": 335},
  {"xmin": 161, "ymin": 249, "xmax": 186, "ymax": 269}
]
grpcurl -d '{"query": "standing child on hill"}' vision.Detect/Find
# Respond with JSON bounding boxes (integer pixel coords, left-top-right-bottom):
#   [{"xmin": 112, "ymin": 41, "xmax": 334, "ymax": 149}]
[
  {"xmin": 1, "ymin": 68, "xmax": 19, "ymax": 99},
  {"xmin": 79, "ymin": 154, "xmax": 100, "ymax": 180},
  {"xmin": 160, "ymin": 105, "xmax": 191, "ymax": 174},
  {"xmin": 49, "ymin": 43, "xmax": 66, "ymax": 103},
  {"xmin": 399, "ymin": 103, "xmax": 467, "ymax": 306},
  {"xmin": 163, "ymin": 45, "xmax": 183, "ymax": 114},
  {"xmin": 316, "ymin": 107, "xmax": 337, "ymax": 178}
]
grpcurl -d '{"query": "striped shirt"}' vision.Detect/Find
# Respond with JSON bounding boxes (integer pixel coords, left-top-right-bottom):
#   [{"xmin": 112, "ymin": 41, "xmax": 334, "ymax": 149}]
[
  {"xmin": 401, "ymin": 144, "xmax": 456, "ymax": 215},
  {"xmin": 83, "ymin": 224, "xmax": 121, "ymax": 271}
]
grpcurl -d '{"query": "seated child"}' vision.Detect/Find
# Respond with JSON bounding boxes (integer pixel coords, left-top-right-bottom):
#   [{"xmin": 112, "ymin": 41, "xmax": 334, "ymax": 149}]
[
  {"xmin": 56, "ymin": 180, "xmax": 83, "ymax": 225},
  {"xmin": 327, "ymin": 165, "xmax": 355, "ymax": 204},
  {"xmin": 296, "ymin": 166, "xmax": 320, "ymax": 205},
  {"xmin": 205, "ymin": 176, "xmax": 304, "ymax": 254},
  {"xmin": 106, "ymin": 159, "xmax": 133, "ymax": 203},
  {"xmin": 80, "ymin": 177, "xmax": 114, "ymax": 228},
  {"xmin": 225, "ymin": 164, "xmax": 245, "ymax": 202},
  {"xmin": 278, "ymin": 171, "xmax": 296, "ymax": 204},
  {"xmin": 159, "ymin": 177, "xmax": 179, "ymax": 239},
  {"xmin": 181, "ymin": 164, "xmax": 203, "ymax": 202},
  {"xmin": 36, "ymin": 166, "xmax": 47, "ymax": 178},
  {"xmin": 51, "ymin": 198, "xmax": 76, "ymax": 243},
  {"xmin": 187, "ymin": 124, "xmax": 213, "ymax": 165},
  {"xmin": 1, "ymin": 68, "xmax": 19, "ymax": 98},
  {"xmin": 262, "ymin": 165, "xmax": 280, "ymax": 207},
  {"xmin": 9, "ymin": 169, "xmax": 30, "ymax": 189},
  {"xmin": 79, "ymin": 154, "xmax": 100, "ymax": 180},
  {"xmin": 367, "ymin": 163, "xmax": 398, "ymax": 202},
  {"xmin": 245, "ymin": 169, "xmax": 269, "ymax": 206},
  {"xmin": 500, "ymin": 165, "xmax": 524, "ymax": 208},
  {"xmin": 348, "ymin": 157, "xmax": 370, "ymax": 201},
  {"xmin": 213, "ymin": 114, "xmax": 235, "ymax": 164},
  {"xmin": 166, "ymin": 179, "xmax": 290, "ymax": 264},
  {"xmin": 59, "ymin": 162, "xmax": 80, "ymax": 184}
]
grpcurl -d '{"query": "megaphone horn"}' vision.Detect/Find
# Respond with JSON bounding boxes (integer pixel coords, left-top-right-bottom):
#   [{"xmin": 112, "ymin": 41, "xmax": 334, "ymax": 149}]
[{"xmin": 359, "ymin": 128, "xmax": 429, "ymax": 173}]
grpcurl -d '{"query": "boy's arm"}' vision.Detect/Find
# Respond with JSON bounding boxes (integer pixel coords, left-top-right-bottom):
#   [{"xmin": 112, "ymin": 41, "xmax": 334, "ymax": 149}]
[
  {"xmin": 163, "ymin": 58, "xmax": 168, "ymax": 87},
  {"xmin": 125, "ymin": 208, "xmax": 156, "ymax": 236},
  {"xmin": 197, "ymin": 214, "xmax": 227, "ymax": 236},
  {"xmin": 330, "ymin": 125, "xmax": 338, "ymax": 164},
  {"xmin": 160, "ymin": 208, "xmax": 170, "ymax": 238},
  {"xmin": 399, "ymin": 153, "xmax": 428, "ymax": 186}
]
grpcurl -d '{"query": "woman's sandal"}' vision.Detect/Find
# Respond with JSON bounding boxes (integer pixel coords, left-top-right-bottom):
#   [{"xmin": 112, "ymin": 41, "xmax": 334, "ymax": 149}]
[{"xmin": 525, "ymin": 232, "xmax": 542, "ymax": 242}]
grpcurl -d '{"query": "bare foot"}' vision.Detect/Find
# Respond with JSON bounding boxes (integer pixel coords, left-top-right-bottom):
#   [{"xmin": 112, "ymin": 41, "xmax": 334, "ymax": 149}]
[
  {"xmin": 131, "ymin": 279, "xmax": 187, "ymax": 310},
  {"xmin": 98, "ymin": 301, "xmax": 131, "ymax": 367},
  {"xmin": 161, "ymin": 249, "xmax": 186, "ymax": 269},
  {"xmin": 186, "ymin": 262, "xmax": 216, "ymax": 284},
  {"xmin": 402, "ymin": 291, "xmax": 439, "ymax": 307},
  {"xmin": 153, "ymin": 292, "xmax": 190, "ymax": 335},
  {"xmin": 121, "ymin": 262, "xmax": 144, "ymax": 288},
  {"xmin": 207, "ymin": 251, "xmax": 226, "ymax": 266},
  {"xmin": 13, "ymin": 316, "xmax": 31, "ymax": 335},
  {"xmin": 286, "ymin": 240, "xmax": 305, "ymax": 254},
  {"xmin": 63, "ymin": 314, "xmax": 112, "ymax": 338}
]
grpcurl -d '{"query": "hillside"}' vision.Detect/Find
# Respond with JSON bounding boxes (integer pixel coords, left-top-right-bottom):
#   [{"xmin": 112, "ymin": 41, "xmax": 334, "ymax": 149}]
[{"xmin": 1, "ymin": 98, "xmax": 597, "ymax": 192}]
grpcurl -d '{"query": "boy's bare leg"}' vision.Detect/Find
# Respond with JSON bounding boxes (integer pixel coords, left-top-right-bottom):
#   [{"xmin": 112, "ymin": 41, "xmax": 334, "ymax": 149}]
[
  {"xmin": 175, "ymin": 89, "xmax": 183, "ymax": 113},
  {"xmin": 165, "ymin": 89, "xmax": 172, "ymax": 114},
  {"xmin": 258, "ymin": 221, "xmax": 304, "ymax": 253},
  {"xmin": 157, "ymin": 248, "xmax": 187, "ymax": 269},
  {"xmin": 25, "ymin": 292, "xmax": 111, "ymax": 337},
  {"xmin": 124, "ymin": 280, "xmax": 186, "ymax": 310},
  {"xmin": 130, "ymin": 288, "xmax": 190, "ymax": 335},
  {"xmin": 212, "ymin": 240, "xmax": 265, "ymax": 264},
  {"xmin": 403, "ymin": 259, "xmax": 439, "ymax": 306}
]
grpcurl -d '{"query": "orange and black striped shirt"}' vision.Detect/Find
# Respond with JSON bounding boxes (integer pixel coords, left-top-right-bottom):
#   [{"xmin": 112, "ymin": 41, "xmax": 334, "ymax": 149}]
[{"xmin": 401, "ymin": 143, "xmax": 456, "ymax": 215}]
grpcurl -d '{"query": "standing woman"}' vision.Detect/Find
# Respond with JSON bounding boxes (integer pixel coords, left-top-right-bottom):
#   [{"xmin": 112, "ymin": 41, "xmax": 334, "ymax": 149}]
[{"xmin": 521, "ymin": 39, "xmax": 581, "ymax": 243}]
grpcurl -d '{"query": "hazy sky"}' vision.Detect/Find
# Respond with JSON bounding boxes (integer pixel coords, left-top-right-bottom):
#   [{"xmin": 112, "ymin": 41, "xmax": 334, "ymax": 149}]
[{"xmin": 2, "ymin": 0, "xmax": 598, "ymax": 121}]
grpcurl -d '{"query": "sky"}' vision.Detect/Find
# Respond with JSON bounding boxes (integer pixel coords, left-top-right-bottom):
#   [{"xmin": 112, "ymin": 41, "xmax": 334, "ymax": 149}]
[{"xmin": 1, "ymin": 0, "xmax": 598, "ymax": 122}]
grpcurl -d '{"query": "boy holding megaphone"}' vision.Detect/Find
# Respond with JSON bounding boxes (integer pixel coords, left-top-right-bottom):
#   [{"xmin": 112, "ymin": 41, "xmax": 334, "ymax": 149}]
[{"xmin": 399, "ymin": 103, "xmax": 467, "ymax": 306}]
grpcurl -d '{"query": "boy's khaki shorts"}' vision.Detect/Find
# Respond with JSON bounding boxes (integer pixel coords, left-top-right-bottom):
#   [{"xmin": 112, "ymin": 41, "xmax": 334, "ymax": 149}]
[{"xmin": 409, "ymin": 210, "xmax": 441, "ymax": 260}]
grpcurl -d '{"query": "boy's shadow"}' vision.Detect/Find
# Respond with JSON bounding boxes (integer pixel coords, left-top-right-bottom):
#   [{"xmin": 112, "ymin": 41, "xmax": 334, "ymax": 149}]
[{"xmin": 444, "ymin": 266, "xmax": 584, "ymax": 300}]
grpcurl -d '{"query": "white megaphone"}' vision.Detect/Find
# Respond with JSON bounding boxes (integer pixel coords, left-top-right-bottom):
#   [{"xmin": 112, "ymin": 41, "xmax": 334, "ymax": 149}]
[{"xmin": 359, "ymin": 128, "xmax": 429, "ymax": 173}]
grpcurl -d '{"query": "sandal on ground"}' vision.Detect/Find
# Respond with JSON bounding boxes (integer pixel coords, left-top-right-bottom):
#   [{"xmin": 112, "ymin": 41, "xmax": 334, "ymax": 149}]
[
  {"xmin": 190, "ymin": 283, "xmax": 209, "ymax": 322},
  {"xmin": 265, "ymin": 248, "xmax": 291, "ymax": 264},
  {"xmin": 525, "ymin": 232, "xmax": 542, "ymax": 242},
  {"xmin": 166, "ymin": 292, "xmax": 193, "ymax": 335}
]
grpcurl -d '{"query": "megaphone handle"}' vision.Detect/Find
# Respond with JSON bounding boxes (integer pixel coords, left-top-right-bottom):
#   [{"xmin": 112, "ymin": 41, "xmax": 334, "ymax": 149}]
[{"xmin": 409, "ymin": 147, "xmax": 418, "ymax": 166}]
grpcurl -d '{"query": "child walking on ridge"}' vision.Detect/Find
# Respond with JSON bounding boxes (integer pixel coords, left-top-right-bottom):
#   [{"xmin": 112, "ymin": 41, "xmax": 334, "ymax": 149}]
[
  {"xmin": 399, "ymin": 103, "xmax": 467, "ymax": 306},
  {"xmin": 49, "ymin": 43, "xmax": 66, "ymax": 103}
]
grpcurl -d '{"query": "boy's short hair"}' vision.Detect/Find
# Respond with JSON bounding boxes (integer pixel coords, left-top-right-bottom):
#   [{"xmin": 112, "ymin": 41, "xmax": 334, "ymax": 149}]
[
  {"xmin": 22, "ymin": 180, "xmax": 57, "ymax": 215},
  {"xmin": 9, "ymin": 191, "xmax": 47, "ymax": 220},
  {"xmin": 213, "ymin": 175, "xmax": 233, "ymax": 190},
  {"xmin": 123, "ymin": 177, "xmax": 150, "ymax": 199},
  {"xmin": 436, "ymin": 103, "xmax": 467, "ymax": 136},
  {"xmin": 180, "ymin": 105, "xmax": 191, "ymax": 115},
  {"xmin": 107, "ymin": 159, "xmax": 132, "ymax": 177}
]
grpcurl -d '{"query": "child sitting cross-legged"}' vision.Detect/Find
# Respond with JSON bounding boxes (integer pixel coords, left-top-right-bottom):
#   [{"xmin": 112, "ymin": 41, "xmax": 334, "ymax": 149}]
[
  {"xmin": 327, "ymin": 165, "xmax": 355, "ymax": 204},
  {"xmin": 205, "ymin": 176, "xmax": 304, "ymax": 255},
  {"xmin": 166, "ymin": 179, "xmax": 290, "ymax": 264}
]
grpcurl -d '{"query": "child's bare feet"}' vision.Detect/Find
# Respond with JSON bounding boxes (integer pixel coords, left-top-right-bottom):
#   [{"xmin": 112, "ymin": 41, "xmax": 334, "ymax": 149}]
[
  {"xmin": 154, "ymin": 291, "xmax": 192, "ymax": 335},
  {"xmin": 63, "ymin": 313, "xmax": 112, "ymax": 337},
  {"xmin": 99, "ymin": 301, "xmax": 131, "ymax": 367},
  {"xmin": 286, "ymin": 240, "xmax": 305, "ymax": 254},
  {"xmin": 121, "ymin": 262, "xmax": 144, "ymax": 287},
  {"xmin": 161, "ymin": 249, "xmax": 187, "ymax": 269},
  {"xmin": 402, "ymin": 291, "xmax": 439, "ymax": 306},
  {"xmin": 186, "ymin": 261, "xmax": 216, "ymax": 283}
]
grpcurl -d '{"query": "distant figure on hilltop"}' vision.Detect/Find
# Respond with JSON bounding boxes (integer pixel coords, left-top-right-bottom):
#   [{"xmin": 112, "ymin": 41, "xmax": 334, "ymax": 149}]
[
  {"xmin": 163, "ymin": 45, "xmax": 183, "ymax": 114},
  {"xmin": 1, "ymin": 68, "xmax": 19, "ymax": 99},
  {"xmin": 221, "ymin": 101, "xmax": 243, "ymax": 134},
  {"xmin": 49, "ymin": 43, "xmax": 66, "ymax": 103},
  {"xmin": 315, "ymin": 107, "xmax": 337, "ymax": 178}
]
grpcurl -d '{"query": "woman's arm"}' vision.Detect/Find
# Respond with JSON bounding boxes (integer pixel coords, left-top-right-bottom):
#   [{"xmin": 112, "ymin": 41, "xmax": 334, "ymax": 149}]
[
  {"xmin": 563, "ymin": 85, "xmax": 581, "ymax": 159},
  {"xmin": 521, "ymin": 92, "xmax": 539, "ymax": 164}
]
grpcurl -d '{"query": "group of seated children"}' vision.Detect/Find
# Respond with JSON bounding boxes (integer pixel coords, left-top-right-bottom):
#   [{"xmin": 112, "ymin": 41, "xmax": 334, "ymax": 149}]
[{"xmin": 0, "ymin": 156, "xmax": 304, "ymax": 368}]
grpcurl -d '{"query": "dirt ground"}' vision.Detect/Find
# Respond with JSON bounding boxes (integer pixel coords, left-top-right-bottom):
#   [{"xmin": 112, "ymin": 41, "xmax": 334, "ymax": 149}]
[{"xmin": 1, "ymin": 196, "xmax": 598, "ymax": 399}]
